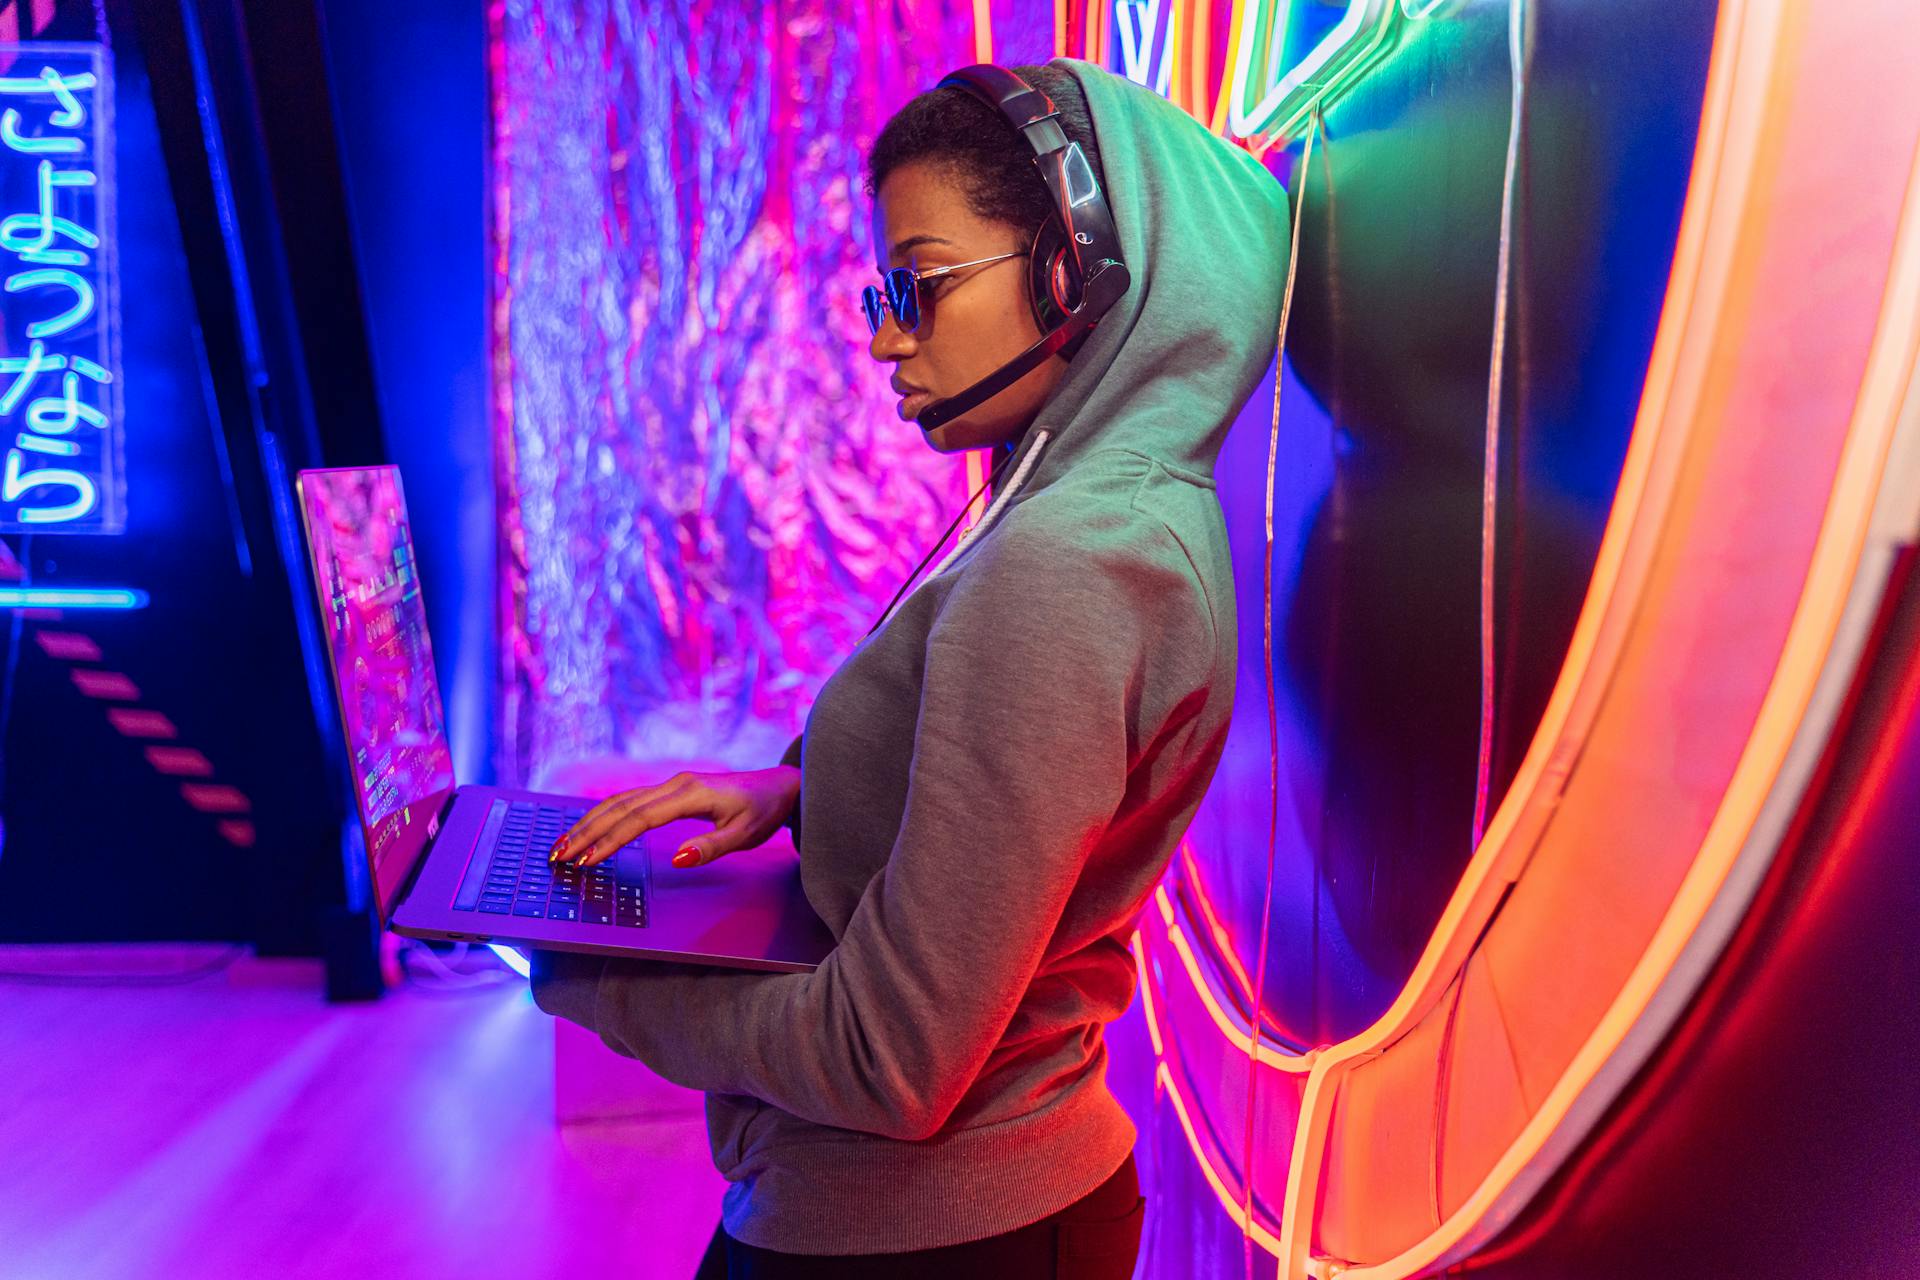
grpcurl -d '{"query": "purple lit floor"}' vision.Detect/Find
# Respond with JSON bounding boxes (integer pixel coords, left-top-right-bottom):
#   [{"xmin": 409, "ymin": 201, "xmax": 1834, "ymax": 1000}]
[{"xmin": 0, "ymin": 945, "xmax": 725, "ymax": 1279}]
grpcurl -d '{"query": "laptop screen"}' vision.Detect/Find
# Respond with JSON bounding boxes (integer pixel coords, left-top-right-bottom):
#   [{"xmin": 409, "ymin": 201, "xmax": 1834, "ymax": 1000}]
[{"xmin": 296, "ymin": 466, "xmax": 456, "ymax": 920}]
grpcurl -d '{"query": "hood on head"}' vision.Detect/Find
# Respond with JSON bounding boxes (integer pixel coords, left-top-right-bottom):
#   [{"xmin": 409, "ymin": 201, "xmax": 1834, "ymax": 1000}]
[{"xmin": 1011, "ymin": 58, "xmax": 1293, "ymax": 493}]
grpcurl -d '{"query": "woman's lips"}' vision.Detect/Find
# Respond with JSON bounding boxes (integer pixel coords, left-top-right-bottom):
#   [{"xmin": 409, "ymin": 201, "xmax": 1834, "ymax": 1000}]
[{"xmin": 896, "ymin": 391, "xmax": 933, "ymax": 421}]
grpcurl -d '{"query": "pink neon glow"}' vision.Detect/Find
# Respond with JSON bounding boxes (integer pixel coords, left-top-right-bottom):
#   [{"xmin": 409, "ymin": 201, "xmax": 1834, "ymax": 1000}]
[
  {"xmin": 106, "ymin": 708, "xmax": 178, "ymax": 738},
  {"xmin": 69, "ymin": 669, "xmax": 139, "ymax": 700},
  {"xmin": 1130, "ymin": 930, "xmax": 1166, "ymax": 1057},
  {"xmin": 215, "ymin": 820, "xmax": 256, "ymax": 849},
  {"xmin": 180, "ymin": 785, "xmax": 250, "ymax": 815},
  {"xmin": 144, "ymin": 746, "xmax": 214, "ymax": 778},
  {"xmin": 33, "ymin": 630, "xmax": 101, "ymax": 661}
]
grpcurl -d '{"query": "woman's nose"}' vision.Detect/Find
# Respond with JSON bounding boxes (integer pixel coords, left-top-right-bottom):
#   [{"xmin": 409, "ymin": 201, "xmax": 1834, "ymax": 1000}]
[{"xmin": 868, "ymin": 312, "xmax": 917, "ymax": 361}]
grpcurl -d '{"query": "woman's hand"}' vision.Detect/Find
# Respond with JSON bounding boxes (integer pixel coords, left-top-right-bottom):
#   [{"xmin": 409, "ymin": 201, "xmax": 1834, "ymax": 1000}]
[{"xmin": 548, "ymin": 766, "xmax": 801, "ymax": 871}]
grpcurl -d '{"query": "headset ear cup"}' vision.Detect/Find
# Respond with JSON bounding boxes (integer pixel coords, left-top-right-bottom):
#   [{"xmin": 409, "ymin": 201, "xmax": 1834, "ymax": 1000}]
[
  {"xmin": 1051, "ymin": 253, "xmax": 1081, "ymax": 312},
  {"xmin": 1027, "ymin": 218, "xmax": 1081, "ymax": 333}
]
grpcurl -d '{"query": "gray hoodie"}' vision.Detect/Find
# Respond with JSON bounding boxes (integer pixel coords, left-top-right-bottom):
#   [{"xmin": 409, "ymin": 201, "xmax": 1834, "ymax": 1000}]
[{"xmin": 530, "ymin": 56, "xmax": 1290, "ymax": 1254}]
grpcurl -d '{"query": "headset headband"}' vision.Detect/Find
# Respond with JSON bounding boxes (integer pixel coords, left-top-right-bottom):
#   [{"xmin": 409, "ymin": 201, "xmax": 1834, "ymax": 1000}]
[{"xmin": 910, "ymin": 65, "xmax": 1132, "ymax": 433}]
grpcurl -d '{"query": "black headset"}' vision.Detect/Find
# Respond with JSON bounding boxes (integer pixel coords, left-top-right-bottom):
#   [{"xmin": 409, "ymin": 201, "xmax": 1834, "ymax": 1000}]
[{"xmin": 910, "ymin": 64, "xmax": 1132, "ymax": 433}]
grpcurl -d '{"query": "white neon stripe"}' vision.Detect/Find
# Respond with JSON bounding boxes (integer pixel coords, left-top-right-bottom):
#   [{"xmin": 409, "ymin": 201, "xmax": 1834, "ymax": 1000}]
[{"xmin": 1227, "ymin": 0, "xmax": 1391, "ymax": 141}]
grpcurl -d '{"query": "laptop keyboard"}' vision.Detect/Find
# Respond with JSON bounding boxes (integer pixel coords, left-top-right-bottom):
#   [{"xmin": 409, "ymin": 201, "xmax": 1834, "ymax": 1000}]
[{"xmin": 453, "ymin": 801, "xmax": 648, "ymax": 927}]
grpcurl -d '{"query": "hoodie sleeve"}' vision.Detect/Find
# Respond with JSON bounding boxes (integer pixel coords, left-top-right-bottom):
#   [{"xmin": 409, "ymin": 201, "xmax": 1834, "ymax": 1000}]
[
  {"xmin": 529, "ymin": 519, "xmax": 1207, "ymax": 1141},
  {"xmin": 779, "ymin": 730, "xmax": 803, "ymax": 840}
]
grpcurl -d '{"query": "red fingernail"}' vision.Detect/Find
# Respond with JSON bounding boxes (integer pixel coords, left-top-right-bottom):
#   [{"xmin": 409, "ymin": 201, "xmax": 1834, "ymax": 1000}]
[{"xmin": 672, "ymin": 846, "xmax": 698, "ymax": 867}]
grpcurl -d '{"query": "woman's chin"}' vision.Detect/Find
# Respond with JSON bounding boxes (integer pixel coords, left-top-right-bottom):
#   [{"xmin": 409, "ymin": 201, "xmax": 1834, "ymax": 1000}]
[{"xmin": 915, "ymin": 408, "xmax": 1029, "ymax": 455}]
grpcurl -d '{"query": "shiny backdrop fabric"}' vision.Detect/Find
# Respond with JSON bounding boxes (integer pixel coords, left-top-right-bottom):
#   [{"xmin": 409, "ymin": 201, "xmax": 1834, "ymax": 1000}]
[{"xmin": 489, "ymin": 0, "xmax": 978, "ymax": 784}]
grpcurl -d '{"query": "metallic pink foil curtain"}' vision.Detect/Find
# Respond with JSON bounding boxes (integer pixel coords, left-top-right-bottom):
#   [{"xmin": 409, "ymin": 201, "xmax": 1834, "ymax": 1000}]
[{"xmin": 488, "ymin": 0, "xmax": 977, "ymax": 784}]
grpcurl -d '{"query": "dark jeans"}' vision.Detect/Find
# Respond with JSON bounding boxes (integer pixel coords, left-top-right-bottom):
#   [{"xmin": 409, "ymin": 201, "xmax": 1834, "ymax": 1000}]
[{"xmin": 693, "ymin": 1152, "xmax": 1143, "ymax": 1279}]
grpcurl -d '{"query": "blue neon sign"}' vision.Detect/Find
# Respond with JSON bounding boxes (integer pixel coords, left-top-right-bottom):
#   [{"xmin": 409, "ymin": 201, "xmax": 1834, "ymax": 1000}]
[{"xmin": 0, "ymin": 45, "xmax": 121, "ymax": 533}]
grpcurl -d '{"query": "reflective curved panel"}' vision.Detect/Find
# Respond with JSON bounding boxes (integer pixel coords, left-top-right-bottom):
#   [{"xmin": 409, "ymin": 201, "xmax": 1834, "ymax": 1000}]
[
  {"xmin": 1192, "ymin": 0, "xmax": 1719, "ymax": 1048},
  {"xmin": 1131, "ymin": 2, "xmax": 1920, "ymax": 1276}
]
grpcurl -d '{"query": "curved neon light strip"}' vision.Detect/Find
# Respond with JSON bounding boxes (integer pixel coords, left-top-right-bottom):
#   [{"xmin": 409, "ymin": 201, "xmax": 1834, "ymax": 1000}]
[
  {"xmin": 1183, "ymin": 0, "xmax": 1216, "ymax": 127},
  {"xmin": 1332, "ymin": 184, "xmax": 1920, "ymax": 1276},
  {"xmin": 1156, "ymin": 1059, "xmax": 1287, "ymax": 1256},
  {"xmin": 1268, "ymin": 0, "xmax": 1762, "ymax": 1116},
  {"xmin": 1156, "ymin": 884, "xmax": 1310, "ymax": 1070},
  {"xmin": 1388, "ymin": 76, "xmax": 1920, "ymax": 1277},
  {"xmin": 1135, "ymin": 918, "xmax": 1295, "ymax": 1256},
  {"xmin": 1223, "ymin": 0, "xmax": 1394, "ymax": 146},
  {"xmin": 1330, "ymin": 5, "xmax": 1917, "ymax": 1273},
  {"xmin": 1130, "ymin": 930, "xmax": 1165, "ymax": 1057},
  {"xmin": 1177, "ymin": 842, "xmax": 1258, "ymax": 1002},
  {"xmin": 1263, "ymin": 0, "xmax": 1795, "ymax": 1265},
  {"xmin": 1136, "ymin": 879, "xmax": 1314, "ymax": 1252}
]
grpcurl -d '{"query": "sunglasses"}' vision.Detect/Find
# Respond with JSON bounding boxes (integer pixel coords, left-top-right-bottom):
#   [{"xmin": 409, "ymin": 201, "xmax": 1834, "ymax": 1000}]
[{"xmin": 861, "ymin": 251, "xmax": 1028, "ymax": 336}]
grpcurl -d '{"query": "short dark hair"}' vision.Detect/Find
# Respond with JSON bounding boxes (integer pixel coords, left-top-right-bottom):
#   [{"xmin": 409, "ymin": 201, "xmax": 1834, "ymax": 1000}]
[{"xmin": 864, "ymin": 63, "xmax": 1104, "ymax": 243}]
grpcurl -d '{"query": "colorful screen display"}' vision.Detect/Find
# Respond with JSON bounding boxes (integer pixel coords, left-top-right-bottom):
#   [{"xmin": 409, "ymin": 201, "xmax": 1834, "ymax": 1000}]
[{"xmin": 298, "ymin": 466, "xmax": 455, "ymax": 916}]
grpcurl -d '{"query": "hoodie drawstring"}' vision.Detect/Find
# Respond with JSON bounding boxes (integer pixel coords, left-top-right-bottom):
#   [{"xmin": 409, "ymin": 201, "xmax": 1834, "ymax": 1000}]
[
  {"xmin": 863, "ymin": 428, "xmax": 1054, "ymax": 640},
  {"xmin": 929, "ymin": 429, "xmax": 1052, "ymax": 580}
]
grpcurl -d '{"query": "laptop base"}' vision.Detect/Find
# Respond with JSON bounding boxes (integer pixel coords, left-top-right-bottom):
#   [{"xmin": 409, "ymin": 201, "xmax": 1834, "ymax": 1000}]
[{"xmin": 391, "ymin": 784, "xmax": 834, "ymax": 974}]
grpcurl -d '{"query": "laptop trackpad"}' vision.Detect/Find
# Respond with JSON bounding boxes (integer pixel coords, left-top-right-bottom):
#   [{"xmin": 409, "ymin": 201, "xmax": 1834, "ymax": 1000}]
[{"xmin": 623, "ymin": 818, "xmax": 828, "ymax": 963}]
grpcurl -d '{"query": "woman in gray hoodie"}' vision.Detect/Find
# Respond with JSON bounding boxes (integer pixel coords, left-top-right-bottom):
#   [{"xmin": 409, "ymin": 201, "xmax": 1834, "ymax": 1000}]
[{"xmin": 533, "ymin": 57, "xmax": 1290, "ymax": 1279}]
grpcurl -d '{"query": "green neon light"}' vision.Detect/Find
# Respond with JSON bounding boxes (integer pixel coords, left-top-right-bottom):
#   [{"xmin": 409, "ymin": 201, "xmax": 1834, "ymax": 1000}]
[{"xmin": 1224, "ymin": 0, "xmax": 1398, "ymax": 146}]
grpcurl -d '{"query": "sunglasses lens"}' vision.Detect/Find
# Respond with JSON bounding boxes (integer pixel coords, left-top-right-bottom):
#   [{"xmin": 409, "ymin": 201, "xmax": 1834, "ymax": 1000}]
[
  {"xmin": 861, "ymin": 285, "xmax": 885, "ymax": 335},
  {"xmin": 884, "ymin": 268, "xmax": 919, "ymax": 332}
]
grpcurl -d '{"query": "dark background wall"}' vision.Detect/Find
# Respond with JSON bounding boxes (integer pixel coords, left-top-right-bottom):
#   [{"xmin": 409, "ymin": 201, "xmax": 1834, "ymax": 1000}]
[
  {"xmin": 315, "ymin": 0, "xmax": 495, "ymax": 787},
  {"xmin": 0, "ymin": 0, "xmax": 349, "ymax": 950}
]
